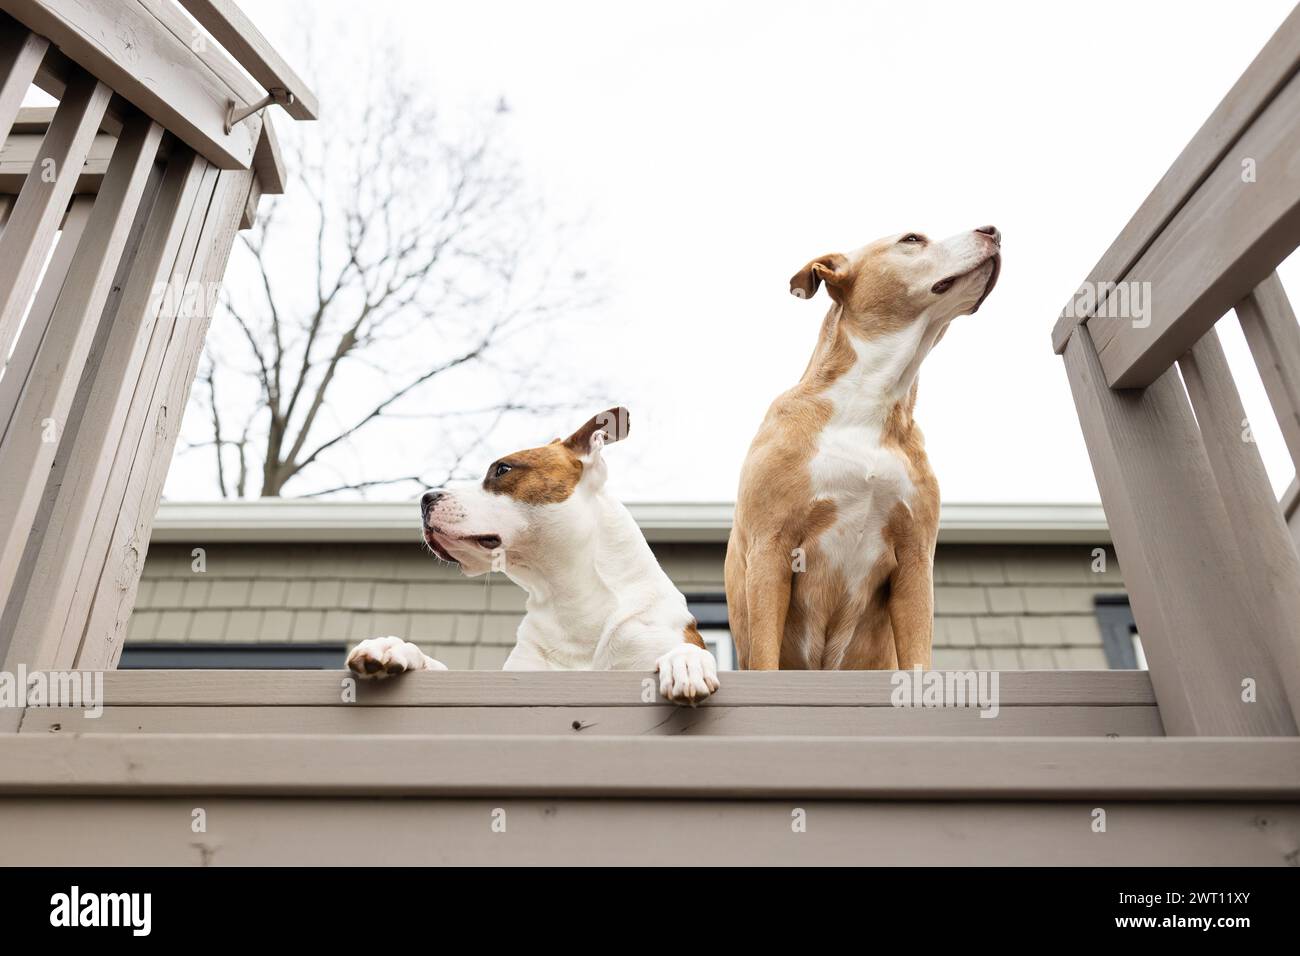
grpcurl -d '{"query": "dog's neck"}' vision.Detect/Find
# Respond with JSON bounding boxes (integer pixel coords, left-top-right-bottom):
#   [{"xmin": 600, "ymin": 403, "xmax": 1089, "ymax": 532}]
[
  {"xmin": 502, "ymin": 492, "xmax": 673, "ymax": 641},
  {"xmin": 800, "ymin": 303, "xmax": 950, "ymax": 429}
]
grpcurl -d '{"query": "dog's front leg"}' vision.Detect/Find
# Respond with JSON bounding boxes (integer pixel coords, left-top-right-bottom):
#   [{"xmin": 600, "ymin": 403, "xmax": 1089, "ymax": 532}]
[
  {"xmin": 740, "ymin": 540, "xmax": 794, "ymax": 670},
  {"xmin": 346, "ymin": 636, "xmax": 447, "ymax": 678},
  {"xmin": 888, "ymin": 548, "xmax": 934, "ymax": 670}
]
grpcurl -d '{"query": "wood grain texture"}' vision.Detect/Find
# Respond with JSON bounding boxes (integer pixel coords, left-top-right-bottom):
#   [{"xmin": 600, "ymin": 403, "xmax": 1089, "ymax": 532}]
[
  {"xmin": 0, "ymin": 68, "xmax": 110, "ymax": 364},
  {"xmin": 45, "ymin": 159, "xmax": 219, "ymax": 670},
  {"xmin": 1087, "ymin": 68, "xmax": 1300, "ymax": 387},
  {"xmin": 0, "ymin": 130, "xmax": 115, "ymax": 195},
  {"xmin": 176, "ymin": 0, "xmax": 319, "ymax": 121},
  {"xmin": 18, "ymin": 703, "xmax": 1166, "ymax": 738},
  {"xmin": 0, "ymin": 734, "xmax": 1294, "ymax": 798},
  {"xmin": 0, "ymin": 0, "xmax": 258, "ymax": 168},
  {"xmin": 1052, "ymin": 3, "xmax": 1300, "ymax": 352},
  {"xmin": 1238, "ymin": 271, "xmax": 1300, "ymax": 469},
  {"xmin": 0, "ymin": 195, "xmax": 91, "ymax": 441},
  {"xmin": 1180, "ymin": 327, "xmax": 1300, "ymax": 729},
  {"xmin": 0, "ymin": 152, "xmax": 205, "ymax": 671},
  {"xmin": 2, "ymin": 798, "xmax": 1296, "ymax": 866},
  {"xmin": 0, "ymin": 113, "xmax": 161, "ymax": 657},
  {"xmin": 135, "ymin": 0, "xmax": 285, "ymax": 194},
  {"xmin": 0, "ymin": 23, "xmax": 48, "ymax": 145},
  {"xmin": 74, "ymin": 167, "xmax": 254, "ymax": 669},
  {"xmin": 1063, "ymin": 325, "xmax": 1295, "ymax": 735},
  {"xmin": 76, "ymin": 668, "xmax": 1159, "ymax": 707}
]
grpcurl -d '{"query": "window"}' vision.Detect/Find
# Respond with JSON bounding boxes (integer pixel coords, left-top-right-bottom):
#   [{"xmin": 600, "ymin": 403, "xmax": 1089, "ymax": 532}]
[
  {"xmin": 1093, "ymin": 595, "xmax": 1145, "ymax": 669},
  {"xmin": 687, "ymin": 593, "xmax": 735, "ymax": 670}
]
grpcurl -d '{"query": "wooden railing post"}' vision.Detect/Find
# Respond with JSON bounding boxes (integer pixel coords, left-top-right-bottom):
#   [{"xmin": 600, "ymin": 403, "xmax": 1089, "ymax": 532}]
[
  {"xmin": 1237, "ymin": 272, "xmax": 1300, "ymax": 471},
  {"xmin": 1061, "ymin": 324, "xmax": 1296, "ymax": 735},
  {"xmin": 1180, "ymin": 327, "xmax": 1300, "ymax": 731}
]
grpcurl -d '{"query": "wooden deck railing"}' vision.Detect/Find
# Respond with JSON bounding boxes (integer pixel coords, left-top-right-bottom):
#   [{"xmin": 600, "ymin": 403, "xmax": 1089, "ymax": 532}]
[
  {"xmin": 0, "ymin": 1, "xmax": 313, "ymax": 673},
  {"xmin": 1053, "ymin": 5, "xmax": 1300, "ymax": 736},
  {"xmin": 1, "ymin": 670, "xmax": 1298, "ymax": 864}
]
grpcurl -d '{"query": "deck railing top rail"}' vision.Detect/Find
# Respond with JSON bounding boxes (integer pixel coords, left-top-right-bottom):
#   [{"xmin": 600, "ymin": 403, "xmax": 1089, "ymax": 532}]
[
  {"xmin": 1053, "ymin": 3, "xmax": 1300, "ymax": 738},
  {"xmin": 1051, "ymin": 3, "xmax": 1300, "ymax": 388},
  {"xmin": 0, "ymin": 0, "xmax": 315, "ymax": 178}
]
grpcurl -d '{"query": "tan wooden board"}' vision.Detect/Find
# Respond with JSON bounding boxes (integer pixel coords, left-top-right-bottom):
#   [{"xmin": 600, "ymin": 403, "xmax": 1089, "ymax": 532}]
[
  {"xmin": 1063, "ymin": 325, "xmax": 1295, "ymax": 735},
  {"xmin": 1051, "ymin": 4, "xmax": 1300, "ymax": 352},
  {"xmin": 1238, "ymin": 271, "xmax": 1300, "ymax": 469},
  {"xmin": 2, "ymin": 797, "xmax": 1294, "ymax": 865},
  {"xmin": 1086, "ymin": 69, "xmax": 1300, "ymax": 387},
  {"xmin": 1180, "ymin": 328, "xmax": 1300, "ymax": 730},
  {"xmin": 1, "ymin": 151, "xmax": 207, "ymax": 670},
  {"xmin": 0, "ymin": 734, "xmax": 1293, "ymax": 799},
  {"xmin": 67, "ymin": 668, "xmax": 1160, "ymax": 707},
  {"xmin": 17, "ymin": 703, "xmax": 1166, "ymax": 738}
]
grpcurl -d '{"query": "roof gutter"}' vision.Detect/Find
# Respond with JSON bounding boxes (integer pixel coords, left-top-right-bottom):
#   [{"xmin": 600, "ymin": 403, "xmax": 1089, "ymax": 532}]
[{"xmin": 150, "ymin": 500, "xmax": 1111, "ymax": 545}]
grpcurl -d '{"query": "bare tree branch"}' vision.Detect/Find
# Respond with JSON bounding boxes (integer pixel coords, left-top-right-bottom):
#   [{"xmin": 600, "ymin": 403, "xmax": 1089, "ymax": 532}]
[{"xmin": 187, "ymin": 28, "xmax": 602, "ymax": 499}]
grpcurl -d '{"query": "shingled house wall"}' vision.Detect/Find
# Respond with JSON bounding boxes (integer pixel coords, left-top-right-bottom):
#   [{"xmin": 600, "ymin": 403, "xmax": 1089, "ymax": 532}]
[{"xmin": 126, "ymin": 540, "xmax": 1124, "ymax": 670}]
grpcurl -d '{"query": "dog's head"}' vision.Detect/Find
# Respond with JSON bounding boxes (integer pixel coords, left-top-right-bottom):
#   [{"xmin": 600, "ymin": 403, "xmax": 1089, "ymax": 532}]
[
  {"xmin": 790, "ymin": 225, "xmax": 1001, "ymax": 332},
  {"xmin": 419, "ymin": 407, "xmax": 630, "ymax": 577}
]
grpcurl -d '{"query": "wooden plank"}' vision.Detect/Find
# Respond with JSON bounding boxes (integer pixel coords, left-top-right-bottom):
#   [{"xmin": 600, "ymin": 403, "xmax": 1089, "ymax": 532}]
[
  {"xmin": 0, "ymin": 0, "xmax": 259, "ymax": 169},
  {"xmin": 74, "ymin": 669, "xmax": 1159, "ymax": 707},
  {"xmin": 1062, "ymin": 324, "xmax": 1295, "ymax": 735},
  {"xmin": 44, "ymin": 159, "xmax": 219, "ymax": 670},
  {"xmin": 1285, "ymin": 477, "xmax": 1300, "ymax": 553},
  {"xmin": 20, "ymin": 703, "xmax": 1166, "ymax": 738},
  {"xmin": 135, "ymin": 0, "xmax": 285, "ymax": 194},
  {"xmin": 0, "ymin": 706, "xmax": 21, "ymax": 733},
  {"xmin": 176, "ymin": 0, "xmax": 319, "ymax": 122},
  {"xmin": 3, "ymin": 798, "xmax": 1294, "ymax": 866},
  {"xmin": 0, "ymin": 735, "xmax": 1295, "ymax": 798},
  {"xmin": 0, "ymin": 19, "xmax": 47, "ymax": 144},
  {"xmin": 0, "ymin": 194, "xmax": 91, "ymax": 439},
  {"xmin": 0, "ymin": 68, "xmax": 110, "ymax": 364},
  {"xmin": 74, "ymin": 168, "xmax": 255, "ymax": 669},
  {"xmin": 1052, "ymin": 3, "xmax": 1300, "ymax": 352},
  {"xmin": 0, "ymin": 153, "xmax": 206, "ymax": 672},
  {"xmin": 239, "ymin": 169, "xmax": 260, "ymax": 229},
  {"xmin": 1180, "ymin": 328, "xmax": 1300, "ymax": 730},
  {"xmin": 135, "ymin": 0, "xmax": 287, "ymax": 193},
  {"xmin": 1086, "ymin": 68, "xmax": 1300, "ymax": 387},
  {"xmin": 0, "ymin": 113, "xmax": 161, "ymax": 661},
  {"xmin": 0, "ymin": 129, "xmax": 115, "ymax": 194},
  {"xmin": 1238, "ymin": 272, "xmax": 1300, "ymax": 469},
  {"xmin": 252, "ymin": 117, "xmax": 284, "ymax": 195}
]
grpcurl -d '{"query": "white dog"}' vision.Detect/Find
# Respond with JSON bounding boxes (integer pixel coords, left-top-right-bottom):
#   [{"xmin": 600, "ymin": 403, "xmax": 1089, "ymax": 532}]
[{"xmin": 346, "ymin": 408, "xmax": 720, "ymax": 704}]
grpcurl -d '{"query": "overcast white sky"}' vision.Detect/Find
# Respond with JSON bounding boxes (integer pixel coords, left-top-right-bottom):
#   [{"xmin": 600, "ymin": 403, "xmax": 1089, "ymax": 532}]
[{"xmin": 164, "ymin": 0, "xmax": 1300, "ymax": 504}]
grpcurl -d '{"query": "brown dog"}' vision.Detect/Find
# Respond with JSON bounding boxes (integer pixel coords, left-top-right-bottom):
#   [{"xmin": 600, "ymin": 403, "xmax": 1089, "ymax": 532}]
[{"xmin": 725, "ymin": 227, "xmax": 1001, "ymax": 670}]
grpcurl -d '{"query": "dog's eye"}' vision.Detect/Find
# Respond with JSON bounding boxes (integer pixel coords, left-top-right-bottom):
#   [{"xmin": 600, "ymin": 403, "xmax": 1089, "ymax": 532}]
[
  {"xmin": 900, "ymin": 233, "xmax": 925, "ymax": 244},
  {"xmin": 490, "ymin": 463, "xmax": 512, "ymax": 480}
]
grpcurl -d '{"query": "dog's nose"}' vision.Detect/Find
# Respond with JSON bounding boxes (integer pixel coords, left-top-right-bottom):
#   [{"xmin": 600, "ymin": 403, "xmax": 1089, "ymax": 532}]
[
  {"xmin": 975, "ymin": 224, "xmax": 1001, "ymax": 246},
  {"xmin": 420, "ymin": 490, "xmax": 444, "ymax": 516}
]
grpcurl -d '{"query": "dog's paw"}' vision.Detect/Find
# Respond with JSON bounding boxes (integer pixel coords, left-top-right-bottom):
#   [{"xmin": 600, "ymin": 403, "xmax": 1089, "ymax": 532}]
[
  {"xmin": 655, "ymin": 643, "xmax": 720, "ymax": 706},
  {"xmin": 345, "ymin": 636, "xmax": 447, "ymax": 679}
]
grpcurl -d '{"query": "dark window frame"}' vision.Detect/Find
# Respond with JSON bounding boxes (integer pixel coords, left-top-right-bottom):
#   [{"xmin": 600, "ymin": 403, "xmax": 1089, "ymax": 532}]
[
  {"xmin": 1093, "ymin": 594, "xmax": 1139, "ymax": 669},
  {"xmin": 118, "ymin": 643, "xmax": 346, "ymax": 670}
]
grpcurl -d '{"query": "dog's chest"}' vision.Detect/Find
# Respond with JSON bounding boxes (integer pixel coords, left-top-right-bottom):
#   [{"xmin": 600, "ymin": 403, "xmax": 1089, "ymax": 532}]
[{"xmin": 807, "ymin": 420, "xmax": 915, "ymax": 589}]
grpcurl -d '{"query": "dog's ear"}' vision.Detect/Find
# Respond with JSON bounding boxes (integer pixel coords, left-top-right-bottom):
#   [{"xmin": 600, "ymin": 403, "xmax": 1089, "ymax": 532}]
[
  {"xmin": 563, "ymin": 407, "xmax": 630, "ymax": 461},
  {"xmin": 790, "ymin": 253, "xmax": 849, "ymax": 301}
]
